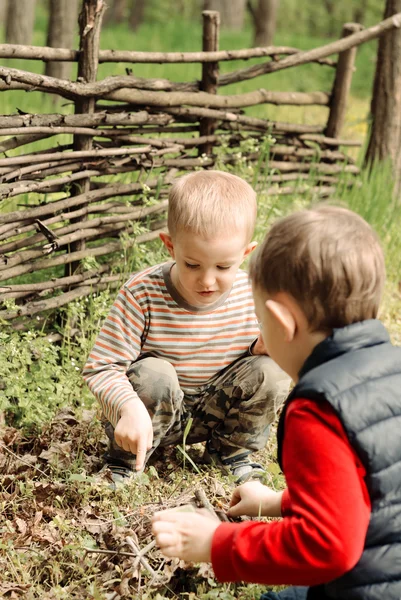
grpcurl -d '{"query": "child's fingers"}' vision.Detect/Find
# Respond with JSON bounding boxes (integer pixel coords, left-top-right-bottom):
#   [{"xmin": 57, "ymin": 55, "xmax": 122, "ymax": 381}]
[
  {"xmin": 135, "ymin": 436, "xmax": 148, "ymax": 470},
  {"xmin": 229, "ymin": 489, "xmax": 241, "ymax": 507}
]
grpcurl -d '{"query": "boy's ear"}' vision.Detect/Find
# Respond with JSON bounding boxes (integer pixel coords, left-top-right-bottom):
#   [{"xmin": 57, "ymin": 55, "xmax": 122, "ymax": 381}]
[
  {"xmin": 159, "ymin": 232, "xmax": 175, "ymax": 258},
  {"xmin": 243, "ymin": 241, "xmax": 258, "ymax": 258},
  {"xmin": 266, "ymin": 299, "xmax": 296, "ymax": 342}
]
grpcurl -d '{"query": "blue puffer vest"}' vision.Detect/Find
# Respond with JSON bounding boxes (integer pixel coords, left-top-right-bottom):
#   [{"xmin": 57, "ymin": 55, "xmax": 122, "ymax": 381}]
[{"xmin": 276, "ymin": 320, "xmax": 401, "ymax": 600}]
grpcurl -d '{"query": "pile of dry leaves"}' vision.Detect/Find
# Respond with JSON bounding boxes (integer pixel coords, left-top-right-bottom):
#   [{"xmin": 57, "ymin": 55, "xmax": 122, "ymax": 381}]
[{"xmin": 0, "ymin": 408, "xmax": 243, "ymax": 600}]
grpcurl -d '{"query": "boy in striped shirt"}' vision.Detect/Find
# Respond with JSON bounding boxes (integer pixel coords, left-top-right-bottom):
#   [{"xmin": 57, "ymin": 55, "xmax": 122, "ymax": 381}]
[{"xmin": 83, "ymin": 170, "xmax": 289, "ymax": 486}]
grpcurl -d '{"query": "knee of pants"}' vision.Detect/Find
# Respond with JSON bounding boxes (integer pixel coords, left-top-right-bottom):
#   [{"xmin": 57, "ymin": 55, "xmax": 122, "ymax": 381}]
[
  {"xmin": 250, "ymin": 355, "xmax": 291, "ymax": 401},
  {"xmin": 126, "ymin": 356, "xmax": 182, "ymax": 405}
]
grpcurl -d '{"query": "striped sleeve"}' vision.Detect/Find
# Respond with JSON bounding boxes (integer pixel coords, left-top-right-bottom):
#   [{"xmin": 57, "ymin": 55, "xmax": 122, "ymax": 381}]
[{"xmin": 82, "ymin": 284, "xmax": 146, "ymax": 426}]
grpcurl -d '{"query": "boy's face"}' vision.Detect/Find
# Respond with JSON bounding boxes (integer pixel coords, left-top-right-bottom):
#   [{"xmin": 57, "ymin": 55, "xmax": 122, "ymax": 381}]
[{"xmin": 160, "ymin": 231, "xmax": 256, "ymax": 308}]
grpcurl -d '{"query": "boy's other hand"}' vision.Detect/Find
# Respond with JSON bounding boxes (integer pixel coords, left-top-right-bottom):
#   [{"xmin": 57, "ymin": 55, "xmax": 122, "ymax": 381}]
[
  {"xmin": 227, "ymin": 481, "xmax": 283, "ymax": 518},
  {"xmin": 251, "ymin": 334, "xmax": 269, "ymax": 355},
  {"xmin": 114, "ymin": 400, "xmax": 153, "ymax": 471},
  {"xmin": 152, "ymin": 509, "xmax": 220, "ymax": 562}
]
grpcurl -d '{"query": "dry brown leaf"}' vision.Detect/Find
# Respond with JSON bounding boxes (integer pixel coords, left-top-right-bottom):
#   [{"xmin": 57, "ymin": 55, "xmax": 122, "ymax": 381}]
[{"xmin": 14, "ymin": 517, "xmax": 27, "ymax": 535}]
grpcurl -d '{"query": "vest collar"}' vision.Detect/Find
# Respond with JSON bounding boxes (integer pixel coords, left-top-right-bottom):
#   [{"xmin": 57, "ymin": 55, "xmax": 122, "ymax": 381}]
[{"xmin": 298, "ymin": 319, "xmax": 390, "ymax": 380}]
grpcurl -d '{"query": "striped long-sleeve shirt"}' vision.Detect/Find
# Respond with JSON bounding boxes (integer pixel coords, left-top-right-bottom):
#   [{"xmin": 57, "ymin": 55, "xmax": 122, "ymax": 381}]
[{"xmin": 83, "ymin": 262, "xmax": 259, "ymax": 426}]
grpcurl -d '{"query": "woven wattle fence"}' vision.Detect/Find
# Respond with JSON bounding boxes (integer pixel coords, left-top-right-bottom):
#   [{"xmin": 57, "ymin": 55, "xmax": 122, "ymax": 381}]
[{"xmin": 0, "ymin": 0, "xmax": 399, "ymax": 322}]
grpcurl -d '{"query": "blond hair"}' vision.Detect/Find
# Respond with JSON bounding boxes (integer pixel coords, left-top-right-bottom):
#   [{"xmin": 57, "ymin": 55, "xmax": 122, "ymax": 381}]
[
  {"xmin": 249, "ymin": 205, "xmax": 385, "ymax": 331},
  {"xmin": 168, "ymin": 170, "xmax": 257, "ymax": 241}
]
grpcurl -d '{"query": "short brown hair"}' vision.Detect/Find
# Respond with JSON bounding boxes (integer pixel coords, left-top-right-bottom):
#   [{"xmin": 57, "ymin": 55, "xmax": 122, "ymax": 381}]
[
  {"xmin": 249, "ymin": 205, "xmax": 385, "ymax": 331},
  {"xmin": 168, "ymin": 170, "xmax": 257, "ymax": 241}
]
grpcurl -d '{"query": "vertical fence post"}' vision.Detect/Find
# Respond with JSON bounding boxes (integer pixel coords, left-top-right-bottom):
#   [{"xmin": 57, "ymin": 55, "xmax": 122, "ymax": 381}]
[
  {"xmin": 325, "ymin": 22, "xmax": 364, "ymax": 139},
  {"xmin": 67, "ymin": 0, "xmax": 105, "ymax": 276},
  {"xmin": 199, "ymin": 10, "xmax": 220, "ymax": 157}
]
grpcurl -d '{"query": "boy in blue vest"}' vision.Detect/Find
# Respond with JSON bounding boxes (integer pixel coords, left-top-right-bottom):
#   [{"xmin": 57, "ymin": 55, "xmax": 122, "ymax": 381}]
[{"xmin": 152, "ymin": 205, "xmax": 401, "ymax": 600}]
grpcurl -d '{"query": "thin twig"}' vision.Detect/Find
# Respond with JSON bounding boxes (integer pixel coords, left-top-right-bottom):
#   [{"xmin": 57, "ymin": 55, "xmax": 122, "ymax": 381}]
[{"xmin": 0, "ymin": 442, "xmax": 49, "ymax": 478}]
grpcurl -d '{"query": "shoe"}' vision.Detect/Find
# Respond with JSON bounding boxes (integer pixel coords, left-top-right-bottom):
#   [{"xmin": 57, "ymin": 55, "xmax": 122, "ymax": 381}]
[
  {"xmin": 98, "ymin": 459, "xmax": 137, "ymax": 489},
  {"xmin": 203, "ymin": 440, "xmax": 266, "ymax": 484}
]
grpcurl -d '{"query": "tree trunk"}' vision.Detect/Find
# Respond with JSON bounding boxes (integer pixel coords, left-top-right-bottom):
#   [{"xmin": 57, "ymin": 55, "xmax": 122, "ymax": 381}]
[
  {"xmin": 5, "ymin": 0, "xmax": 36, "ymax": 44},
  {"xmin": 0, "ymin": 0, "xmax": 9, "ymax": 28},
  {"xmin": 365, "ymin": 0, "xmax": 401, "ymax": 197},
  {"xmin": 353, "ymin": 0, "xmax": 368, "ymax": 25},
  {"xmin": 129, "ymin": 0, "xmax": 145, "ymax": 31},
  {"xmin": 204, "ymin": 0, "xmax": 246, "ymax": 30},
  {"xmin": 249, "ymin": 0, "xmax": 278, "ymax": 47},
  {"xmin": 323, "ymin": 0, "xmax": 337, "ymax": 36},
  {"xmin": 104, "ymin": 0, "xmax": 126, "ymax": 24},
  {"xmin": 45, "ymin": 0, "xmax": 79, "ymax": 81}
]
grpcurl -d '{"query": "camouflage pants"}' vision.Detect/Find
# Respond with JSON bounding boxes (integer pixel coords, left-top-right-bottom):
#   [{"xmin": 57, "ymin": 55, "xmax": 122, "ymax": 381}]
[{"xmin": 105, "ymin": 354, "xmax": 290, "ymax": 468}]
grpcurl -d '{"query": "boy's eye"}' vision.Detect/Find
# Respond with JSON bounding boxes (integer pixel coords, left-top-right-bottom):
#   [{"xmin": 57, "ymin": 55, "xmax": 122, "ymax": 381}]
[
  {"xmin": 185, "ymin": 262, "xmax": 199, "ymax": 269},
  {"xmin": 217, "ymin": 265, "xmax": 231, "ymax": 270}
]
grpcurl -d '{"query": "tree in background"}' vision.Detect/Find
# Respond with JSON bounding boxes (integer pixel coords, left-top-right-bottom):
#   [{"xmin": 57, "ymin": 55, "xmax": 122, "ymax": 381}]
[
  {"xmin": 104, "ymin": 0, "xmax": 127, "ymax": 25},
  {"xmin": 0, "ymin": 0, "xmax": 8, "ymax": 29},
  {"xmin": 365, "ymin": 0, "xmax": 401, "ymax": 196},
  {"xmin": 247, "ymin": 0, "xmax": 278, "ymax": 46},
  {"xmin": 5, "ymin": 0, "xmax": 36, "ymax": 44},
  {"xmin": 203, "ymin": 0, "xmax": 247, "ymax": 30},
  {"xmin": 129, "ymin": 0, "xmax": 146, "ymax": 31},
  {"xmin": 45, "ymin": 0, "xmax": 79, "ymax": 80}
]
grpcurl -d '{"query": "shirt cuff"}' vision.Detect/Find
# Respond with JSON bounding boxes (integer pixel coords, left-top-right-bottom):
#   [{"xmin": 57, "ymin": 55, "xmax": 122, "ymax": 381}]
[
  {"xmin": 211, "ymin": 522, "xmax": 239, "ymax": 582},
  {"xmin": 281, "ymin": 488, "xmax": 291, "ymax": 516}
]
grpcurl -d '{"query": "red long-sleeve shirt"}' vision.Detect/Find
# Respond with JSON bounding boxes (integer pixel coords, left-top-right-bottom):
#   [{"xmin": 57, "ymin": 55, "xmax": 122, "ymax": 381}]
[{"xmin": 211, "ymin": 399, "xmax": 371, "ymax": 586}]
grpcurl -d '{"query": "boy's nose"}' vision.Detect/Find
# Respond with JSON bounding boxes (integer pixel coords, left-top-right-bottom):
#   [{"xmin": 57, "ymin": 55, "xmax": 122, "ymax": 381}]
[{"xmin": 199, "ymin": 271, "xmax": 216, "ymax": 288}]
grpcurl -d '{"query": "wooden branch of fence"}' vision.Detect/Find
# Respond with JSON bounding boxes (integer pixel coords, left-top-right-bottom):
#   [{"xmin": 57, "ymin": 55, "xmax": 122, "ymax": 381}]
[
  {"xmin": 147, "ymin": 107, "xmax": 325, "ymax": 132},
  {"xmin": 0, "ymin": 199, "xmax": 167, "ymax": 242},
  {"xmin": 105, "ymin": 88, "xmax": 330, "ymax": 108},
  {"xmin": 0, "ymin": 44, "xmax": 337, "ymax": 64},
  {"xmin": 0, "ymin": 265, "xmax": 111, "ymax": 293},
  {"xmin": 0, "ymin": 133, "xmax": 54, "ymax": 153},
  {"xmin": 0, "ymin": 279, "xmax": 123, "ymax": 320},
  {"xmin": 0, "ymin": 65, "xmax": 330, "ymax": 107},
  {"xmin": 0, "ymin": 201, "xmax": 168, "ymax": 254},
  {"xmin": 0, "ymin": 227, "xmax": 165, "ymax": 283},
  {"xmin": 0, "ymin": 177, "xmax": 173, "ymax": 224},
  {"xmin": 218, "ymin": 12, "xmax": 401, "ymax": 85},
  {"xmin": 0, "ymin": 67, "xmax": 198, "ymax": 96},
  {"xmin": 0, "ymin": 111, "xmax": 173, "ymax": 129}
]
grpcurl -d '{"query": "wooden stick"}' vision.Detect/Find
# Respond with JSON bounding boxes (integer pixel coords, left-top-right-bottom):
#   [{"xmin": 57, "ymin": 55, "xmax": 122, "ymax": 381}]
[
  {"xmin": 0, "ymin": 280, "xmax": 122, "ymax": 319},
  {"xmin": 267, "ymin": 160, "xmax": 359, "ymax": 174},
  {"xmin": 0, "ymin": 43, "xmax": 336, "ymax": 63},
  {"xmin": 0, "ymin": 199, "xmax": 167, "ymax": 242},
  {"xmin": 160, "ymin": 106, "xmax": 325, "ymax": 133},
  {"xmin": 325, "ymin": 23, "xmax": 364, "ymax": 138},
  {"xmin": 0, "ymin": 133, "xmax": 53, "ymax": 153},
  {"xmin": 0, "ymin": 111, "xmax": 173, "ymax": 129},
  {"xmin": 0, "ymin": 201, "xmax": 168, "ymax": 254},
  {"xmin": 0, "ymin": 177, "xmax": 173, "ymax": 224},
  {"xmin": 0, "ymin": 66, "xmax": 198, "ymax": 98},
  {"xmin": 0, "ymin": 145, "xmax": 152, "ymax": 167},
  {"xmin": 125, "ymin": 536, "xmax": 159, "ymax": 581},
  {"xmin": 0, "ymin": 216, "xmax": 167, "ymax": 271},
  {"xmin": 217, "ymin": 12, "xmax": 401, "ymax": 85},
  {"xmin": 199, "ymin": 11, "xmax": 220, "ymax": 157},
  {"xmin": 299, "ymin": 133, "xmax": 362, "ymax": 146},
  {"xmin": 0, "ymin": 63, "xmax": 330, "ymax": 106},
  {"xmin": 0, "ymin": 265, "xmax": 110, "ymax": 293},
  {"xmin": 0, "ymin": 169, "xmax": 103, "ymax": 199},
  {"xmin": 69, "ymin": 0, "xmax": 106, "ymax": 275},
  {"xmin": 0, "ymin": 228, "xmax": 165, "ymax": 283},
  {"xmin": 105, "ymin": 88, "xmax": 330, "ymax": 108}
]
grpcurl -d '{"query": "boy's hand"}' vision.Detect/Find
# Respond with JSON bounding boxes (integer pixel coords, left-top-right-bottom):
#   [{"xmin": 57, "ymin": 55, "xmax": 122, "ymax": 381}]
[
  {"xmin": 152, "ymin": 510, "xmax": 220, "ymax": 562},
  {"xmin": 228, "ymin": 481, "xmax": 283, "ymax": 518},
  {"xmin": 251, "ymin": 333, "xmax": 269, "ymax": 356},
  {"xmin": 114, "ymin": 400, "xmax": 153, "ymax": 471}
]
